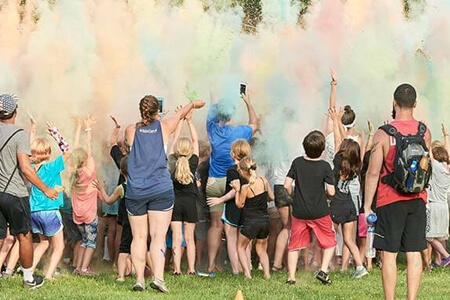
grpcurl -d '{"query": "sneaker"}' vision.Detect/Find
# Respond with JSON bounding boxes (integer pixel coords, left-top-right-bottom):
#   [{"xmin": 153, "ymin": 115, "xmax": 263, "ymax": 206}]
[
  {"xmin": 316, "ymin": 270, "xmax": 332, "ymax": 285},
  {"xmin": 132, "ymin": 282, "xmax": 145, "ymax": 291},
  {"xmin": 353, "ymin": 267, "xmax": 369, "ymax": 279},
  {"xmin": 23, "ymin": 274, "xmax": 45, "ymax": 289},
  {"xmin": 150, "ymin": 278, "xmax": 169, "ymax": 293},
  {"xmin": 286, "ymin": 280, "xmax": 296, "ymax": 285},
  {"xmin": 441, "ymin": 256, "xmax": 450, "ymax": 267}
]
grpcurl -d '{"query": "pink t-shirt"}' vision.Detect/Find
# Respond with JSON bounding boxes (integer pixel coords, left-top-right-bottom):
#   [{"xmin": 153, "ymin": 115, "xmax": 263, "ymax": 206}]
[{"xmin": 71, "ymin": 157, "xmax": 98, "ymax": 224}]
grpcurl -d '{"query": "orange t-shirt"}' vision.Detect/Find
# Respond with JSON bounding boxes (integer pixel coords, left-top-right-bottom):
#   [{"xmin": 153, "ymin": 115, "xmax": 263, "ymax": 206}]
[
  {"xmin": 376, "ymin": 119, "xmax": 429, "ymax": 208},
  {"xmin": 71, "ymin": 157, "xmax": 99, "ymax": 224}
]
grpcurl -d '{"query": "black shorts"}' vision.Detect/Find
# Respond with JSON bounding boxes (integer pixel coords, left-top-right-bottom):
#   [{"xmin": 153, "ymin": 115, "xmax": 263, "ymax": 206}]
[
  {"xmin": 119, "ymin": 220, "xmax": 133, "ymax": 254},
  {"xmin": 330, "ymin": 200, "xmax": 357, "ymax": 224},
  {"xmin": 374, "ymin": 199, "xmax": 427, "ymax": 253},
  {"xmin": 172, "ymin": 195, "xmax": 198, "ymax": 223},
  {"xmin": 0, "ymin": 192, "xmax": 31, "ymax": 239},
  {"xmin": 61, "ymin": 210, "xmax": 82, "ymax": 243},
  {"xmin": 274, "ymin": 185, "xmax": 292, "ymax": 208},
  {"xmin": 222, "ymin": 201, "xmax": 242, "ymax": 227},
  {"xmin": 240, "ymin": 218, "xmax": 270, "ymax": 240},
  {"xmin": 126, "ymin": 189, "xmax": 175, "ymax": 216}
]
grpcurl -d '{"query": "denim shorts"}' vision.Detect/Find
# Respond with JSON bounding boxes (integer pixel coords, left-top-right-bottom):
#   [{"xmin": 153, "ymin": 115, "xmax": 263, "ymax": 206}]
[
  {"xmin": 31, "ymin": 210, "xmax": 63, "ymax": 237},
  {"xmin": 78, "ymin": 216, "xmax": 98, "ymax": 249}
]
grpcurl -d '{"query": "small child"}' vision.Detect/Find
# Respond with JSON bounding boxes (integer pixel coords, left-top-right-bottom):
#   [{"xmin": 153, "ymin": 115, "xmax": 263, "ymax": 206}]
[
  {"xmin": 70, "ymin": 116, "xmax": 98, "ymax": 276},
  {"xmin": 284, "ymin": 130, "xmax": 336, "ymax": 285},
  {"xmin": 426, "ymin": 124, "xmax": 450, "ymax": 267},
  {"xmin": 29, "ymin": 123, "xmax": 70, "ymax": 280},
  {"xmin": 230, "ymin": 156, "xmax": 274, "ymax": 280}
]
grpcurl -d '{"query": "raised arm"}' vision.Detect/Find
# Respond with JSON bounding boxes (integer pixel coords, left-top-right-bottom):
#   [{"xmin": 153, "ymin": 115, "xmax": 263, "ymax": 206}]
[
  {"xmin": 109, "ymin": 115, "xmax": 121, "ymax": 147},
  {"xmin": 364, "ymin": 121, "xmax": 375, "ymax": 153},
  {"xmin": 186, "ymin": 111, "xmax": 199, "ymax": 156},
  {"xmin": 326, "ymin": 69, "xmax": 338, "ymax": 135},
  {"xmin": 442, "ymin": 124, "xmax": 449, "ymax": 155},
  {"xmin": 47, "ymin": 122, "xmax": 71, "ymax": 162},
  {"xmin": 364, "ymin": 130, "xmax": 387, "ymax": 218},
  {"xmin": 73, "ymin": 116, "xmax": 83, "ymax": 149},
  {"xmin": 161, "ymin": 100, "xmax": 205, "ymax": 144},
  {"xmin": 18, "ymin": 153, "xmax": 58, "ymax": 199},
  {"xmin": 84, "ymin": 115, "xmax": 96, "ymax": 158},
  {"xmin": 28, "ymin": 112, "xmax": 37, "ymax": 144},
  {"xmin": 328, "ymin": 107, "xmax": 343, "ymax": 153},
  {"xmin": 168, "ymin": 116, "xmax": 184, "ymax": 155},
  {"xmin": 242, "ymin": 92, "xmax": 259, "ymax": 135}
]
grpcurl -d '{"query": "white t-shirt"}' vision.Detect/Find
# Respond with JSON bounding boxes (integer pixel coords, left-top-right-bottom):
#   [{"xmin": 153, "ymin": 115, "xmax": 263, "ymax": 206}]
[{"xmin": 428, "ymin": 160, "xmax": 450, "ymax": 204}]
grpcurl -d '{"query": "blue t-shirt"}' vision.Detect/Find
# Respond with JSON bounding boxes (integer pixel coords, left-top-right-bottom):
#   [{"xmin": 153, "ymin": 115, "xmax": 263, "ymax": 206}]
[
  {"xmin": 30, "ymin": 155, "xmax": 65, "ymax": 212},
  {"xmin": 207, "ymin": 105, "xmax": 253, "ymax": 178}
]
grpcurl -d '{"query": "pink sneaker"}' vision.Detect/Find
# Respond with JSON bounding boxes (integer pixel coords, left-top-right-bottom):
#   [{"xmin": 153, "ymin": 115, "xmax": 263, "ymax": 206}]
[{"xmin": 80, "ymin": 269, "xmax": 97, "ymax": 276}]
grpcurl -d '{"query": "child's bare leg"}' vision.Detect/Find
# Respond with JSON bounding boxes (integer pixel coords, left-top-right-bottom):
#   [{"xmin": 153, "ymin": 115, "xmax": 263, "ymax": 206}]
[
  {"xmin": 255, "ymin": 238, "xmax": 270, "ymax": 279},
  {"xmin": 45, "ymin": 230, "xmax": 64, "ymax": 279},
  {"xmin": 237, "ymin": 233, "xmax": 252, "ymax": 279}
]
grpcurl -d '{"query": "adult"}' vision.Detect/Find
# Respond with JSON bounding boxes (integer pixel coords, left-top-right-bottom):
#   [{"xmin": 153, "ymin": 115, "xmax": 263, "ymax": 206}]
[
  {"xmin": 124, "ymin": 96, "xmax": 205, "ymax": 293},
  {"xmin": 0, "ymin": 94, "xmax": 58, "ymax": 288},
  {"xmin": 364, "ymin": 84, "xmax": 430, "ymax": 300},
  {"xmin": 205, "ymin": 92, "xmax": 259, "ymax": 272}
]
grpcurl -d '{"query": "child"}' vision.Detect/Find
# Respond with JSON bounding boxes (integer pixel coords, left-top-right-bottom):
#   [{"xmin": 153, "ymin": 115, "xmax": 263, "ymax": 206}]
[
  {"xmin": 71, "ymin": 115, "xmax": 98, "ymax": 276},
  {"xmin": 284, "ymin": 130, "xmax": 336, "ymax": 285},
  {"xmin": 167, "ymin": 111, "xmax": 199, "ymax": 275},
  {"xmin": 207, "ymin": 139, "xmax": 251, "ymax": 276},
  {"xmin": 95, "ymin": 156, "xmax": 133, "ymax": 281},
  {"xmin": 426, "ymin": 124, "xmax": 450, "ymax": 267},
  {"xmin": 29, "ymin": 122, "xmax": 70, "ymax": 280},
  {"xmin": 230, "ymin": 156, "xmax": 274, "ymax": 279}
]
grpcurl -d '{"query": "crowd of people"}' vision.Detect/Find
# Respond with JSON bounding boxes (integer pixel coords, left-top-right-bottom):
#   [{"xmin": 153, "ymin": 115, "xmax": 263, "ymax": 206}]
[{"xmin": 0, "ymin": 71, "xmax": 449, "ymax": 300}]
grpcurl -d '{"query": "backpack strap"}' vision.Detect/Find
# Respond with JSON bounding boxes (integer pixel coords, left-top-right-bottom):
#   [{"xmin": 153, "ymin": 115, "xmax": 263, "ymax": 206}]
[
  {"xmin": 0, "ymin": 129, "xmax": 24, "ymax": 193},
  {"xmin": 378, "ymin": 125, "xmax": 400, "ymax": 188},
  {"xmin": 379, "ymin": 124, "xmax": 399, "ymax": 138},
  {"xmin": 417, "ymin": 122, "xmax": 427, "ymax": 138}
]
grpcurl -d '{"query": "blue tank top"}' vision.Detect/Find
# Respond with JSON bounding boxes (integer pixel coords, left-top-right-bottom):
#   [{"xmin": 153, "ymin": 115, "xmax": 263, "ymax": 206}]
[{"xmin": 126, "ymin": 120, "xmax": 173, "ymax": 199}]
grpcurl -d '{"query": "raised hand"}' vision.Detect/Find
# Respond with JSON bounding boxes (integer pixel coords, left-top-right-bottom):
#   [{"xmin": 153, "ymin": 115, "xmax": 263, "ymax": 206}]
[
  {"xmin": 110, "ymin": 115, "xmax": 121, "ymax": 129},
  {"xmin": 442, "ymin": 123, "xmax": 448, "ymax": 137},
  {"xmin": 330, "ymin": 68, "xmax": 338, "ymax": 83},
  {"xmin": 368, "ymin": 120, "xmax": 374, "ymax": 136},
  {"xmin": 27, "ymin": 111, "xmax": 36, "ymax": 125},
  {"xmin": 327, "ymin": 107, "xmax": 340, "ymax": 122},
  {"xmin": 73, "ymin": 115, "xmax": 83, "ymax": 128},
  {"xmin": 84, "ymin": 115, "xmax": 97, "ymax": 128}
]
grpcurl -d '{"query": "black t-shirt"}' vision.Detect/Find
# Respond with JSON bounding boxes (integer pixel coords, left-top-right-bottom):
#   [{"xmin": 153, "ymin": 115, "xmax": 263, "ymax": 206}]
[
  {"xmin": 197, "ymin": 160, "xmax": 210, "ymax": 200},
  {"xmin": 287, "ymin": 157, "xmax": 334, "ymax": 220},
  {"xmin": 225, "ymin": 165, "xmax": 247, "ymax": 194},
  {"xmin": 168, "ymin": 154, "xmax": 200, "ymax": 197},
  {"xmin": 332, "ymin": 152, "xmax": 354, "ymax": 203},
  {"xmin": 118, "ymin": 183, "xmax": 127, "ymax": 225},
  {"xmin": 110, "ymin": 145, "xmax": 125, "ymax": 185}
]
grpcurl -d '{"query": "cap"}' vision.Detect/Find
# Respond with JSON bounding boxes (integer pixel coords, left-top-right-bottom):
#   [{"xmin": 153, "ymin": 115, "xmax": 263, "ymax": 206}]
[{"xmin": 0, "ymin": 94, "xmax": 19, "ymax": 117}]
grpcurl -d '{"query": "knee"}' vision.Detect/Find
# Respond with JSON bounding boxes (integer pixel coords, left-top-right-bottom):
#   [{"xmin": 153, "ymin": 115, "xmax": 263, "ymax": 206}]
[{"xmin": 185, "ymin": 235, "xmax": 195, "ymax": 246}]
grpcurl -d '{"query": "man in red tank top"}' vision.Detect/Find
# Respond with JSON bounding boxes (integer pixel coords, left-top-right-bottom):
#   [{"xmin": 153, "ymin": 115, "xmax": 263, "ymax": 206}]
[{"xmin": 364, "ymin": 84, "xmax": 431, "ymax": 300}]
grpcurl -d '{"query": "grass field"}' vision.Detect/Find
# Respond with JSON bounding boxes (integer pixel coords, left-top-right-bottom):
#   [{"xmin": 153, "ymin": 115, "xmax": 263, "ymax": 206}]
[{"xmin": 0, "ymin": 265, "xmax": 449, "ymax": 300}]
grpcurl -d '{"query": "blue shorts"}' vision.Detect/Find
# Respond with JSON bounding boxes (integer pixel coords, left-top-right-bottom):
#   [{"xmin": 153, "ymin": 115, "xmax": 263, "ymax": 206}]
[
  {"xmin": 126, "ymin": 189, "xmax": 175, "ymax": 216},
  {"xmin": 31, "ymin": 210, "xmax": 63, "ymax": 237},
  {"xmin": 78, "ymin": 217, "xmax": 98, "ymax": 249}
]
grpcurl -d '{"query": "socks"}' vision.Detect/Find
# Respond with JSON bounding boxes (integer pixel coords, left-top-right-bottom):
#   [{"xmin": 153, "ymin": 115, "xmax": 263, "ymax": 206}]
[{"xmin": 22, "ymin": 267, "xmax": 34, "ymax": 282}]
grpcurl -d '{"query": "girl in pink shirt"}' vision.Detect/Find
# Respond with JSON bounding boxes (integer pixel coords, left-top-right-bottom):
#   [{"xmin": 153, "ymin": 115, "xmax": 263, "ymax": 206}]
[{"xmin": 70, "ymin": 116, "xmax": 98, "ymax": 276}]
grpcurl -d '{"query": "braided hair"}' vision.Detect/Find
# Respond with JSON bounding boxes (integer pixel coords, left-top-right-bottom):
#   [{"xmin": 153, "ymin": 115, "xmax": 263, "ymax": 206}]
[{"xmin": 139, "ymin": 95, "xmax": 159, "ymax": 126}]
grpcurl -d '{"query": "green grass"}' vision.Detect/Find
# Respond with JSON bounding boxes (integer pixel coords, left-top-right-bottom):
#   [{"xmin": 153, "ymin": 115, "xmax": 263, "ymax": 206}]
[{"xmin": 0, "ymin": 266, "xmax": 449, "ymax": 299}]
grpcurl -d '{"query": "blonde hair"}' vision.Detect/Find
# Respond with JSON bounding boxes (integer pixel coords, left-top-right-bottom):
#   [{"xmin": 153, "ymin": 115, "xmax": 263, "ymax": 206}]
[
  {"xmin": 231, "ymin": 139, "xmax": 251, "ymax": 162},
  {"xmin": 175, "ymin": 137, "xmax": 194, "ymax": 185},
  {"xmin": 31, "ymin": 138, "xmax": 52, "ymax": 164},
  {"xmin": 70, "ymin": 148, "xmax": 89, "ymax": 191},
  {"xmin": 238, "ymin": 156, "xmax": 257, "ymax": 185}
]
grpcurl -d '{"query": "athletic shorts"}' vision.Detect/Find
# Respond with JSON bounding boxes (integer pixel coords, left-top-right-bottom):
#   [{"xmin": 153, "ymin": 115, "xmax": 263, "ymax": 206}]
[
  {"xmin": 240, "ymin": 218, "xmax": 270, "ymax": 240},
  {"xmin": 374, "ymin": 199, "xmax": 427, "ymax": 252},
  {"xmin": 358, "ymin": 213, "xmax": 368, "ymax": 238},
  {"xmin": 274, "ymin": 185, "xmax": 292, "ymax": 208},
  {"xmin": 172, "ymin": 195, "xmax": 198, "ymax": 223},
  {"xmin": 288, "ymin": 215, "xmax": 337, "ymax": 251},
  {"xmin": 119, "ymin": 220, "xmax": 132, "ymax": 254},
  {"xmin": 78, "ymin": 216, "xmax": 98, "ymax": 249},
  {"xmin": 31, "ymin": 210, "xmax": 63, "ymax": 237},
  {"xmin": 206, "ymin": 177, "xmax": 226, "ymax": 213},
  {"xmin": 330, "ymin": 200, "xmax": 357, "ymax": 224},
  {"xmin": 126, "ymin": 189, "xmax": 175, "ymax": 216},
  {"xmin": 0, "ymin": 192, "xmax": 31, "ymax": 239},
  {"xmin": 222, "ymin": 201, "xmax": 242, "ymax": 227}
]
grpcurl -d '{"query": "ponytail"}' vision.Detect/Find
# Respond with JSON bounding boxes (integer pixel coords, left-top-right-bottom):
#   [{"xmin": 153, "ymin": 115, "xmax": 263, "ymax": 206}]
[
  {"xmin": 238, "ymin": 156, "xmax": 257, "ymax": 185},
  {"xmin": 174, "ymin": 137, "xmax": 194, "ymax": 185}
]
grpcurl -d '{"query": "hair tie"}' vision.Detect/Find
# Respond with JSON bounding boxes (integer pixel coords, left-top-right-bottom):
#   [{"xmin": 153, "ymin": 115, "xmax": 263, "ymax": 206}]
[{"xmin": 250, "ymin": 164, "xmax": 257, "ymax": 171}]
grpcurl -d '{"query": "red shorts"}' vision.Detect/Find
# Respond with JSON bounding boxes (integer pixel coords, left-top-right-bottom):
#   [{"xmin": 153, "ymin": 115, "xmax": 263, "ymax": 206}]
[
  {"xmin": 358, "ymin": 214, "xmax": 368, "ymax": 238},
  {"xmin": 288, "ymin": 215, "xmax": 337, "ymax": 251}
]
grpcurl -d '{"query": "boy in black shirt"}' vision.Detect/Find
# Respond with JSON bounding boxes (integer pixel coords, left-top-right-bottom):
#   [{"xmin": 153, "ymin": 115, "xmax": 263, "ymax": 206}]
[{"xmin": 284, "ymin": 130, "xmax": 336, "ymax": 285}]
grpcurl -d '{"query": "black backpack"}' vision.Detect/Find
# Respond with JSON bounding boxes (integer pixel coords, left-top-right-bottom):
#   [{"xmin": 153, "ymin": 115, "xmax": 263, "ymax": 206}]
[{"xmin": 380, "ymin": 122, "xmax": 431, "ymax": 195}]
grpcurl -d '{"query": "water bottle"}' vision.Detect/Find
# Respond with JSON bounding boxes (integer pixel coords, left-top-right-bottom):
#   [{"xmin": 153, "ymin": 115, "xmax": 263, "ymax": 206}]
[
  {"xmin": 407, "ymin": 160, "xmax": 418, "ymax": 189},
  {"xmin": 365, "ymin": 213, "xmax": 377, "ymax": 259}
]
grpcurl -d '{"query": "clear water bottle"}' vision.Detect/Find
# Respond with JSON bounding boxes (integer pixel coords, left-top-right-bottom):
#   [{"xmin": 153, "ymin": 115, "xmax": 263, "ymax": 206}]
[{"xmin": 365, "ymin": 213, "xmax": 377, "ymax": 259}]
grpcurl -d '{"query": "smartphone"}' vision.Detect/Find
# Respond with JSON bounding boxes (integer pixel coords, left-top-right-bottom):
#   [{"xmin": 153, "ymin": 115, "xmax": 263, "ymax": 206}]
[
  {"xmin": 240, "ymin": 82, "xmax": 247, "ymax": 96},
  {"xmin": 157, "ymin": 97, "xmax": 164, "ymax": 115}
]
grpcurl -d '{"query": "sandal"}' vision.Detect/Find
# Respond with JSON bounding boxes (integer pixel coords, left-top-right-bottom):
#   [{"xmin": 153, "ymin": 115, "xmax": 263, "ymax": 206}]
[{"xmin": 272, "ymin": 266, "xmax": 283, "ymax": 272}]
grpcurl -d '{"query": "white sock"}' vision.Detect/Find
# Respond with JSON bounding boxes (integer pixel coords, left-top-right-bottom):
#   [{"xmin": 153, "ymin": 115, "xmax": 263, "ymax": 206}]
[
  {"xmin": 356, "ymin": 266, "xmax": 365, "ymax": 271},
  {"xmin": 22, "ymin": 267, "xmax": 34, "ymax": 282}
]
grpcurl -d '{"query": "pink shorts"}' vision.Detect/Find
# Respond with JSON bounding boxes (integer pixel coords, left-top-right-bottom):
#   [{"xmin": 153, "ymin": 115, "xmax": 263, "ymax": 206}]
[
  {"xmin": 288, "ymin": 215, "xmax": 337, "ymax": 251},
  {"xmin": 358, "ymin": 214, "xmax": 368, "ymax": 237}
]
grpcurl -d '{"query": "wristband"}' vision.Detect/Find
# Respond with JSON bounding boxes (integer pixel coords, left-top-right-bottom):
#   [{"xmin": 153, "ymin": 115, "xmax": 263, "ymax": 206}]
[
  {"xmin": 85, "ymin": 128, "xmax": 92, "ymax": 132},
  {"xmin": 48, "ymin": 127, "xmax": 70, "ymax": 153}
]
